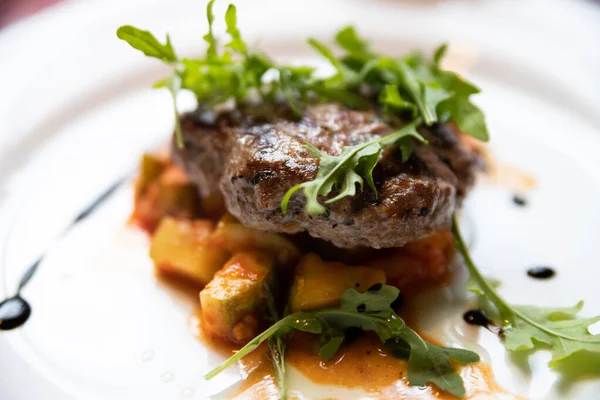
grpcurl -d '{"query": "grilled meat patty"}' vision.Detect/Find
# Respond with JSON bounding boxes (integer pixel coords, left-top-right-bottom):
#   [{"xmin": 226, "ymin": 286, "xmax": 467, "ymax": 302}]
[{"xmin": 174, "ymin": 103, "xmax": 481, "ymax": 249}]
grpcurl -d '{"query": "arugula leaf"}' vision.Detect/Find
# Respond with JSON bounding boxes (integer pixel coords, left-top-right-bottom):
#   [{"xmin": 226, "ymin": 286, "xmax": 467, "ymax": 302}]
[
  {"xmin": 118, "ymin": 8, "xmax": 491, "ymax": 143},
  {"xmin": 379, "ymin": 84, "xmax": 417, "ymax": 116},
  {"xmin": 333, "ymin": 286, "xmax": 478, "ymax": 397},
  {"xmin": 119, "ymin": 6, "xmax": 490, "ymax": 195},
  {"xmin": 395, "ymin": 61, "xmax": 450, "ymax": 125},
  {"xmin": 340, "ymin": 284, "xmax": 399, "ymax": 315},
  {"xmin": 332, "ymin": 32, "xmax": 488, "ymax": 142},
  {"xmin": 203, "ymin": 0, "xmax": 218, "ymax": 58},
  {"xmin": 334, "ymin": 26, "xmax": 370, "ymax": 56},
  {"xmin": 433, "ymin": 43, "xmax": 448, "ymax": 67},
  {"xmin": 308, "ymin": 38, "xmax": 359, "ymax": 86},
  {"xmin": 436, "ymin": 70, "xmax": 489, "ymax": 141},
  {"xmin": 452, "ymin": 214, "xmax": 600, "ymax": 367},
  {"xmin": 281, "ymin": 121, "xmax": 426, "ymax": 215},
  {"xmin": 400, "ymin": 327, "xmax": 479, "ymax": 395},
  {"xmin": 204, "ymin": 312, "xmax": 322, "ymax": 380},
  {"xmin": 205, "ymin": 285, "xmax": 479, "ymax": 398},
  {"xmin": 430, "ymin": 45, "xmax": 489, "ymax": 141},
  {"xmin": 116, "ymin": 26, "xmax": 177, "ymax": 63},
  {"xmin": 224, "ymin": 4, "xmax": 247, "ymax": 55},
  {"xmin": 319, "ymin": 332, "xmax": 345, "ymax": 359}
]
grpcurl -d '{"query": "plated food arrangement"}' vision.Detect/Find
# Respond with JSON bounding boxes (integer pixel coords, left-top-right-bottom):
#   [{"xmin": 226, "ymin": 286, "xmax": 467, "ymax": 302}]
[
  {"xmin": 112, "ymin": 1, "xmax": 600, "ymax": 399},
  {"xmin": 2, "ymin": 1, "xmax": 597, "ymax": 400}
]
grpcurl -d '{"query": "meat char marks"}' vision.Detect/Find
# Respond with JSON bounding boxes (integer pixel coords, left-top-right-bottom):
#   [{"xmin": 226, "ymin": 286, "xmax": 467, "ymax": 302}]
[{"xmin": 174, "ymin": 103, "xmax": 481, "ymax": 249}]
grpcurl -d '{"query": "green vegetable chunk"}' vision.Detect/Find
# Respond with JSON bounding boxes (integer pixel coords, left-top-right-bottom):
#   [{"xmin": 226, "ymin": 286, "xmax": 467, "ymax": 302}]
[{"xmin": 200, "ymin": 252, "xmax": 275, "ymax": 344}]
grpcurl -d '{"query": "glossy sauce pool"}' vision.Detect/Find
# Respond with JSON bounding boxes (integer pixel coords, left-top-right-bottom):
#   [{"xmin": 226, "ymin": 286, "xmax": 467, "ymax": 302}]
[{"xmin": 190, "ymin": 311, "xmax": 514, "ymax": 400}]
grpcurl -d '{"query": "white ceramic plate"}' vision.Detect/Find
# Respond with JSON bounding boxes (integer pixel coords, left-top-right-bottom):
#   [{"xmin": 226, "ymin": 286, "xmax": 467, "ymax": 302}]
[{"xmin": 1, "ymin": 0, "xmax": 599, "ymax": 399}]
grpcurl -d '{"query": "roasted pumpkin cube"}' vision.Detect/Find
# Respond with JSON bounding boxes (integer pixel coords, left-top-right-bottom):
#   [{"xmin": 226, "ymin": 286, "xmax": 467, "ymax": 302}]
[
  {"xmin": 207, "ymin": 214, "xmax": 300, "ymax": 267},
  {"xmin": 150, "ymin": 217, "xmax": 230, "ymax": 285},
  {"xmin": 200, "ymin": 251, "xmax": 275, "ymax": 343},
  {"xmin": 289, "ymin": 253, "xmax": 386, "ymax": 312}
]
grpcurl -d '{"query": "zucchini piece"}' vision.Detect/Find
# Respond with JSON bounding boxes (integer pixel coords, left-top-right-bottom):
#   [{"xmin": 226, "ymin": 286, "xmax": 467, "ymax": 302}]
[
  {"xmin": 157, "ymin": 181, "xmax": 199, "ymax": 219},
  {"xmin": 150, "ymin": 217, "xmax": 230, "ymax": 285},
  {"xmin": 200, "ymin": 251, "xmax": 275, "ymax": 343},
  {"xmin": 289, "ymin": 253, "xmax": 386, "ymax": 312},
  {"xmin": 134, "ymin": 163, "xmax": 200, "ymax": 232}
]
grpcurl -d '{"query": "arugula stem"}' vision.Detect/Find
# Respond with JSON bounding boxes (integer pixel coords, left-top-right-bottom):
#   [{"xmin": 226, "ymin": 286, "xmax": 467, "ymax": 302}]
[
  {"xmin": 204, "ymin": 320, "xmax": 285, "ymax": 380},
  {"xmin": 452, "ymin": 214, "xmax": 593, "ymax": 342},
  {"xmin": 451, "ymin": 214, "xmax": 508, "ymax": 314},
  {"xmin": 264, "ymin": 283, "xmax": 288, "ymax": 400},
  {"xmin": 269, "ymin": 336, "xmax": 287, "ymax": 400}
]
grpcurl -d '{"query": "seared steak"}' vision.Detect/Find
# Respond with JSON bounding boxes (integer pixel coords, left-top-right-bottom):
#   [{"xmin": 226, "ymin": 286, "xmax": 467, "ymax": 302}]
[{"xmin": 173, "ymin": 103, "xmax": 481, "ymax": 249}]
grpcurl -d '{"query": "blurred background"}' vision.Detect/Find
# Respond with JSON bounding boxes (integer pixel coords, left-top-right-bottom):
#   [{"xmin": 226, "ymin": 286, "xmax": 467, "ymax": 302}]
[
  {"xmin": 0, "ymin": 0, "xmax": 58, "ymax": 27},
  {"xmin": 1, "ymin": 0, "xmax": 600, "ymax": 28}
]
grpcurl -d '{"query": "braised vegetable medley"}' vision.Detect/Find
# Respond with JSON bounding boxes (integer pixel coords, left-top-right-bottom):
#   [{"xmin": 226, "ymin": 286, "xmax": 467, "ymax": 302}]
[{"xmin": 133, "ymin": 153, "xmax": 475, "ymax": 398}]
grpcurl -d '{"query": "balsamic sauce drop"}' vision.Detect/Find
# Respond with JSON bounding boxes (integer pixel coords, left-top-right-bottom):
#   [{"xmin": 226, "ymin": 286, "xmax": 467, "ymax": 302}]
[
  {"xmin": 512, "ymin": 195, "xmax": 527, "ymax": 207},
  {"xmin": 0, "ymin": 296, "xmax": 31, "ymax": 331},
  {"xmin": 0, "ymin": 177, "xmax": 126, "ymax": 331},
  {"xmin": 527, "ymin": 266, "xmax": 555, "ymax": 279},
  {"xmin": 463, "ymin": 309, "xmax": 502, "ymax": 335}
]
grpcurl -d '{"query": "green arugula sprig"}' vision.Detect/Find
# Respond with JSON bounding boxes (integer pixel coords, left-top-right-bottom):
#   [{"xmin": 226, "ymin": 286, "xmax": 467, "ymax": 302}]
[
  {"xmin": 281, "ymin": 120, "xmax": 426, "ymax": 214},
  {"xmin": 117, "ymin": 2, "xmax": 488, "ymax": 150},
  {"xmin": 117, "ymin": 1, "xmax": 363, "ymax": 148},
  {"xmin": 452, "ymin": 214, "xmax": 600, "ymax": 367},
  {"xmin": 328, "ymin": 27, "xmax": 488, "ymax": 141},
  {"xmin": 205, "ymin": 285, "xmax": 479, "ymax": 398},
  {"xmin": 279, "ymin": 30, "xmax": 490, "ymax": 215}
]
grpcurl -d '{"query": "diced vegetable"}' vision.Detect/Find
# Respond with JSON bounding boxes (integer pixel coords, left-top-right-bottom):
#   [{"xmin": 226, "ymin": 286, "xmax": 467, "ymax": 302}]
[
  {"xmin": 156, "ymin": 181, "xmax": 199, "ymax": 219},
  {"xmin": 200, "ymin": 251, "xmax": 275, "ymax": 343},
  {"xmin": 136, "ymin": 153, "xmax": 166, "ymax": 195},
  {"xmin": 206, "ymin": 214, "xmax": 300, "ymax": 267},
  {"xmin": 367, "ymin": 230, "xmax": 454, "ymax": 290},
  {"xmin": 289, "ymin": 253, "xmax": 386, "ymax": 312},
  {"xmin": 133, "ymin": 160, "xmax": 200, "ymax": 232},
  {"xmin": 150, "ymin": 217, "xmax": 230, "ymax": 285}
]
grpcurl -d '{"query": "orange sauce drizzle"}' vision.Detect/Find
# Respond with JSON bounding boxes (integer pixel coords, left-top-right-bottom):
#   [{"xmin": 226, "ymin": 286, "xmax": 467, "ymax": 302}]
[{"xmin": 190, "ymin": 309, "xmax": 515, "ymax": 400}]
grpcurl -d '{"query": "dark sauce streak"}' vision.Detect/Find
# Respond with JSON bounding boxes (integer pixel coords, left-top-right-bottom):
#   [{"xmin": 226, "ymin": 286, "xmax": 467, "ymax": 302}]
[
  {"xmin": 17, "ymin": 257, "xmax": 42, "ymax": 292},
  {"xmin": 527, "ymin": 266, "xmax": 555, "ymax": 280},
  {"xmin": 74, "ymin": 178, "xmax": 127, "ymax": 222},
  {"xmin": 0, "ymin": 177, "xmax": 127, "ymax": 331},
  {"xmin": 463, "ymin": 309, "xmax": 503, "ymax": 335},
  {"xmin": 512, "ymin": 195, "xmax": 527, "ymax": 207}
]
